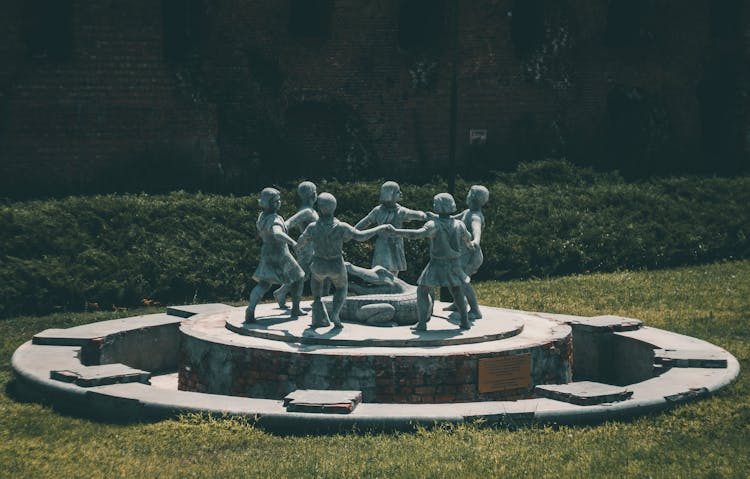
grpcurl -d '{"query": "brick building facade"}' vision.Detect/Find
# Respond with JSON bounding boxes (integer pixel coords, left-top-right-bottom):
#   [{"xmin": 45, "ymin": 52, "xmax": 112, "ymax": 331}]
[{"xmin": 0, "ymin": 0, "xmax": 747, "ymax": 196}]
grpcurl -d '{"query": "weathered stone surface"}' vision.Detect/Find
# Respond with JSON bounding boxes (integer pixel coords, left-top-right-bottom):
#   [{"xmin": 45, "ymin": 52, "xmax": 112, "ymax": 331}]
[
  {"xmin": 284, "ymin": 389, "xmax": 362, "ymax": 414},
  {"xmin": 664, "ymin": 387, "xmax": 709, "ymax": 403},
  {"xmin": 51, "ymin": 364, "xmax": 150, "ymax": 387},
  {"xmin": 535, "ymin": 381, "xmax": 633, "ymax": 406},
  {"xmin": 225, "ymin": 304, "xmax": 523, "ymax": 347},
  {"xmin": 654, "ymin": 349, "xmax": 728, "ymax": 368},
  {"xmin": 563, "ymin": 315, "xmax": 642, "ymax": 333},
  {"xmin": 32, "ymin": 313, "xmax": 182, "ymax": 370},
  {"xmin": 10, "ymin": 312, "xmax": 742, "ymax": 431},
  {"xmin": 33, "ymin": 313, "xmax": 181, "ymax": 346},
  {"xmin": 166, "ymin": 303, "xmax": 234, "ymax": 318}
]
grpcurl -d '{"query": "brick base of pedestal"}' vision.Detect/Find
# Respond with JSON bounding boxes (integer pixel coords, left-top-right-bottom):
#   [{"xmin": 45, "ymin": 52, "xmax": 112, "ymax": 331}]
[{"xmin": 178, "ymin": 303, "xmax": 572, "ymax": 404}]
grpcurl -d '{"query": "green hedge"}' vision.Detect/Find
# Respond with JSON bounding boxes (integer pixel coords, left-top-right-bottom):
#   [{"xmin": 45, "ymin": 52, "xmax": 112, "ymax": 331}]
[{"xmin": 1, "ymin": 161, "xmax": 748, "ymax": 318}]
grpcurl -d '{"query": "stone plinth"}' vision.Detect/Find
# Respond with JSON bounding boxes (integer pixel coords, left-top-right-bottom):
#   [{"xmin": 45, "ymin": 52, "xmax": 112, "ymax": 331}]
[{"xmin": 178, "ymin": 302, "xmax": 573, "ymax": 403}]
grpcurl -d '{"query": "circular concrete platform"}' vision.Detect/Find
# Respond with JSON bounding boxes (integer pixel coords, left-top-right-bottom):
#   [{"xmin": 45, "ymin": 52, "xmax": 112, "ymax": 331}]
[
  {"xmin": 225, "ymin": 303, "xmax": 524, "ymax": 347},
  {"xmin": 10, "ymin": 302, "xmax": 741, "ymax": 433}
]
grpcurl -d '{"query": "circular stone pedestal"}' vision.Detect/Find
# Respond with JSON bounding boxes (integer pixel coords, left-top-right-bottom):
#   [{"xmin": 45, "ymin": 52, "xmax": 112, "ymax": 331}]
[{"xmin": 179, "ymin": 302, "xmax": 572, "ymax": 403}]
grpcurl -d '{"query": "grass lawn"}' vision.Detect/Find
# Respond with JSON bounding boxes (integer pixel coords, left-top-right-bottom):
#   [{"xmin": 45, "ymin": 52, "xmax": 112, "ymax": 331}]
[{"xmin": 0, "ymin": 260, "xmax": 747, "ymax": 478}]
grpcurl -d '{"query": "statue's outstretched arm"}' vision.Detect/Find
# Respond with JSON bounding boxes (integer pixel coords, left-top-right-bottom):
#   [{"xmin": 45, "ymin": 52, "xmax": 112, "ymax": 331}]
[{"xmin": 272, "ymin": 224, "xmax": 297, "ymax": 248}]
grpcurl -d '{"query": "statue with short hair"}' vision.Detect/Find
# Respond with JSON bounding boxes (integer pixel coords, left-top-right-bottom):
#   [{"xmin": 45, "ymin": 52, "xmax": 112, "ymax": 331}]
[
  {"xmin": 391, "ymin": 193, "xmax": 475, "ymax": 331},
  {"xmin": 297, "ymin": 193, "xmax": 392, "ymax": 328},
  {"xmin": 444, "ymin": 185, "xmax": 489, "ymax": 320},
  {"xmin": 355, "ymin": 181, "xmax": 427, "ymax": 276},
  {"xmin": 274, "ymin": 181, "xmax": 318, "ymax": 308},
  {"xmin": 245, "ymin": 188, "xmax": 305, "ymax": 323}
]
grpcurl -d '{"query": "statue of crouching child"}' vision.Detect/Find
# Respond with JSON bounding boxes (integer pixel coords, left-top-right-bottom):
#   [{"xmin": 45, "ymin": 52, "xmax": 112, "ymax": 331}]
[
  {"xmin": 296, "ymin": 193, "xmax": 393, "ymax": 328},
  {"xmin": 391, "ymin": 193, "xmax": 475, "ymax": 331}
]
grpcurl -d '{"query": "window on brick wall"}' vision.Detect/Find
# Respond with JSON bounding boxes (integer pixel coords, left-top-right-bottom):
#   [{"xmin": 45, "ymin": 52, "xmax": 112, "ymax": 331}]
[
  {"xmin": 510, "ymin": 0, "xmax": 545, "ymax": 58},
  {"xmin": 289, "ymin": 0, "xmax": 333, "ymax": 39},
  {"xmin": 398, "ymin": 0, "xmax": 445, "ymax": 50},
  {"xmin": 23, "ymin": 0, "xmax": 73, "ymax": 61},
  {"xmin": 163, "ymin": 0, "xmax": 204, "ymax": 62}
]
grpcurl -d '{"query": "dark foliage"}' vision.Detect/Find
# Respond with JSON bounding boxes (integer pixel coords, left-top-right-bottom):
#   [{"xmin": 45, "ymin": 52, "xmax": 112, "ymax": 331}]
[{"xmin": 1, "ymin": 161, "xmax": 748, "ymax": 318}]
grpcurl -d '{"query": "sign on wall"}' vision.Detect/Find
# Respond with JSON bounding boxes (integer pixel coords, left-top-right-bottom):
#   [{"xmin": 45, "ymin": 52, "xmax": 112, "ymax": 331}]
[{"xmin": 469, "ymin": 129, "xmax": 487, "ymax": 145}]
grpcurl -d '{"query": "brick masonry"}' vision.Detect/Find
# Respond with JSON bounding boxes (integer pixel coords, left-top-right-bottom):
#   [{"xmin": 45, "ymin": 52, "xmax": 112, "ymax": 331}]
[
  {"xmin": 178, "ymin": 332, "xmax": 573, "ymax": 403},
  {"xmin": 1, "ymin": 0, "xmax": 747, "ymax": 194}
]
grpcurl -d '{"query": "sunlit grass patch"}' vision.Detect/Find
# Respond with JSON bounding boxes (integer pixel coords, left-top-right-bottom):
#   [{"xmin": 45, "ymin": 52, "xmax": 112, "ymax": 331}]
[{"xmin": 0, "ymin": 261, "xmax": 747, "ymax": 478}]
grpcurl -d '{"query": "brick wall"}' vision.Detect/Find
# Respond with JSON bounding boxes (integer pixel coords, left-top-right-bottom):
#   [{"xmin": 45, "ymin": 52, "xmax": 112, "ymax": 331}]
[
  {"xmin": 178, "ymin": 332, "xmax": 573, "ymax": 403},
  {"xmin": 0, "ymin": 0, "xmax": 217, "ymax": 195},
  {"xmin": 0, "ymin": 0, "xmax": 745, "ymax": 196}
]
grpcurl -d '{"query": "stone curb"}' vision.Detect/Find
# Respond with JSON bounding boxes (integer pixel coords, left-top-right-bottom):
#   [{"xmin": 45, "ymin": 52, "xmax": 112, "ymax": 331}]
[{"xmin": 10, "ymin": 305, "xmax": 741, "ymax": 433}]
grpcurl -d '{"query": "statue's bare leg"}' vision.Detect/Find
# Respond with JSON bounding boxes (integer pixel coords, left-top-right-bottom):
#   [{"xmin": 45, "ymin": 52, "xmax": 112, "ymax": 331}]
[
  {"xmin": 413, "ymin": 286, "xmax": 434, "ymax": 331},
  {"xmin": 443, "ymin": 302, "xmax": 459, "ymax": 312},
  {"xmin": 451, "ymin": 286, "xmax": 470, "ymax": 329},
  {"xmin": 273, "ymin": 283, "xmax": 289, "ymax": 308},
  {"xmin": 330, "ymin": 282, "xmax": 347, "ymax": 328},
  {"xmin": 290, "ymin": 280, "xmax": 304, "ymax": 317},
  {"xmin": 309, "ymin": 277, "xmax": 331, "ymax": 328},
  {"xmin": 246, "ymin": 281, "xmax": 271, "ymax": 322},
  {"xmin": 464, "ymin": 283, "xmax": 482, "ymax": 320}
]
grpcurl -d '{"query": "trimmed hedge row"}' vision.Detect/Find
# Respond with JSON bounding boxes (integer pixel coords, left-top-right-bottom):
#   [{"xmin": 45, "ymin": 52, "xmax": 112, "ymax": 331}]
[{"xmin": 1, "ymin": 162, "xmax": 748, "ymax": 318}]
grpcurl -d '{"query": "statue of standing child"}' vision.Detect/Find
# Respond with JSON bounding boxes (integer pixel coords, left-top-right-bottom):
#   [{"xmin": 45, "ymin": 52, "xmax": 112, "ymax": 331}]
[
  {"xmin": 355, "ymin": 181, "xmax": 427, "ymax": 277},
  {"xmin": 245, "ymin": 188, "xmax": 305, "ymax": 323},
  {"xmin": 273, "ymin": 181, "xmax": 318, "ymax": 308},
  {"xmin": 444, "ymin": 185, "xmax": 489, "ymax": 320},
  {"xmin": 392, "ymin": 193, "xmax": 475, "ymax": 331},
  {"xmin": 297, "ymin": 193, "xmax": 392, "ymax": 328}
]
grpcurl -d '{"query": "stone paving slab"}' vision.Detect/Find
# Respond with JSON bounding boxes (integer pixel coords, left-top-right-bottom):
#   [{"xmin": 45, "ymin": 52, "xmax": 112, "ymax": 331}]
[
  {"xmin": 150, "ymin": 372, "xmax": 179, "ymax": 390},
  {"xmin": 51, "ymin": 364, "xmax": 151, "ymax": 387},
  {"xmin": 615, "ymin": 327, "xmax": 721, "ymax": 350},
  {"xmin": 167, "ymin": 303, "xmax": 234, "ymax": 318},
  {"xmin": 284, "ymin": 389, "xmax": 363, "ymax": 414},
  {"xmin": 535, "ymin": 381, "xmax": 633, "ymax": 405},
  {"xmin": 654, "ymin": 349, "xmax": 728, "ymax": 368},
  {"xmin": 33, "ymin": 313, "xmax": 180, "ymax": 346},
  {"xmin": 558, "ymin": 315, "xmax": 642, "ymax": 332}
]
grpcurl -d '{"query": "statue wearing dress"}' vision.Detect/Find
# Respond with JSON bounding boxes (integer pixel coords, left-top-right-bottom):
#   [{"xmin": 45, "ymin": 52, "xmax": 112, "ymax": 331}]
[
  {"xmin": 274, "ymin": 181, "xmax": 319, "ymax": 308},
  {"xmin": 445, "ymin": 185, "xmax": 489, "ymax": 320},
  {"xmin": 355, "ymin": 181, "xmax": 427, "ymax": 276},
  {"xmin": 245, "ymin": 188, "xmax": 305, "ymax": 323},
  {"xmin": 392, "ymin": 193, "xmax": 475, "ymax": 331}
]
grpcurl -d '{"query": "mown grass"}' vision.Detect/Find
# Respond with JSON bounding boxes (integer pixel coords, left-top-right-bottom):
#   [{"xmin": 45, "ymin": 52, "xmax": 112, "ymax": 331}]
[{"xmin": 0, "ymin": 260, "xmax": 747, "ymax": 478}]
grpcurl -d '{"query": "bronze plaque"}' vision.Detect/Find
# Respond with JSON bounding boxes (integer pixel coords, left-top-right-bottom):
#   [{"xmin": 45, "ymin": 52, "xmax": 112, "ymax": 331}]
[{"xmin": 478, "ymin": 354, "xmax": 531, "ymax": 393}]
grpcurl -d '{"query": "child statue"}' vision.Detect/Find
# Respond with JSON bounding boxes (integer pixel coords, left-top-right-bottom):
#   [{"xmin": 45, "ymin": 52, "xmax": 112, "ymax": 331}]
[
  {"xmin": 245, "ymin": 188, "xmax": 305, "ymax": 323},
  {"xmin": 273, "ymin": 181, "xmax": 318, "ymax": 308},
  {"xmin": 392, "ymin": 193, "xmax": 475, "ymax": 331},
  {"xmin": 355, "ymin": 181, "xmax": 427, "ymax": 276},
  {"xmin": 444, "ymin": 185, "xmax": 490, "ymax": 320},
  {"xmin": 297, "ymin": 193, "xmax": 392, "ymax": 328}
]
